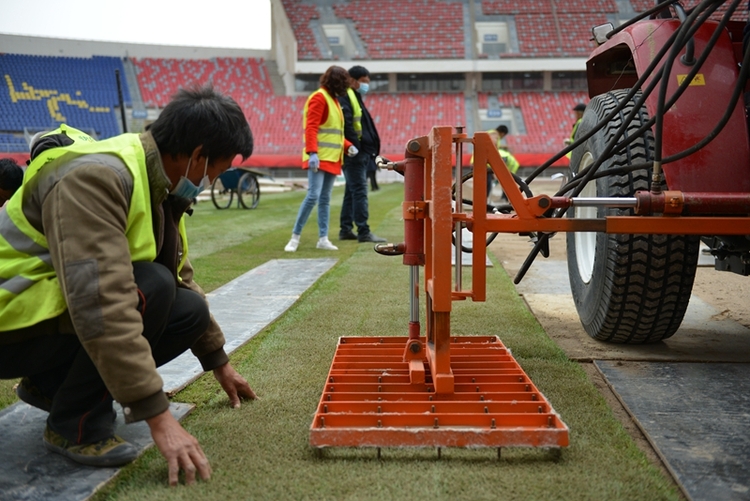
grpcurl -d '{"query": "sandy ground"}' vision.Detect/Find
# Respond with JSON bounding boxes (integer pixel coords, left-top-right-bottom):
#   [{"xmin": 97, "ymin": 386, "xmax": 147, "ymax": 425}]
[{"xmin": 482, "ymin": 178, "xmax": 750, "ymax": 496}]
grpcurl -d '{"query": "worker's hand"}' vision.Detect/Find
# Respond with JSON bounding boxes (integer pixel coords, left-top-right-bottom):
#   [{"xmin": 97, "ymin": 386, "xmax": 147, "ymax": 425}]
[
  {"xmin": 308, "ymin": 153, "xmax": 320, "ymax": 171},
  {"xmin": 213, "ymin": 362, "xmax": 258, "ymax": 408},
  {"xmin": 347, "ymin": 145, "xmax": 359, "ymax": 157},
  {"xmin": 147, "ymin": 410, "xmax": 211, "ymax": 487}
]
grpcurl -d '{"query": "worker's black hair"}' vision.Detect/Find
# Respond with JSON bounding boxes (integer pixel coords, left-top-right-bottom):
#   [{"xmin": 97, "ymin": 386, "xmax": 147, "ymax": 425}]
[
  {"xmin": 147, "ymin": 85, "xmax": 254, "ymax": 161},
  {"xmin": 0, "ymin": 158, "xmax": 23, "ymax": 193},
  {"xmin": 348, "ymin": 65, "xmax": 370, "ymax": 80},
  {"xmin": 496, "ymin": 125, "xmax": 509, "ymax": 134}
]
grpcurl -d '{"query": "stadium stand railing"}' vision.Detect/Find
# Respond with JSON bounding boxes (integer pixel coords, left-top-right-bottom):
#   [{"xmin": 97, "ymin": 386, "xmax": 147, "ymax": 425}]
[{"xmin": 281, "ymin": 0, "xmax": 322, "ymax": 60}]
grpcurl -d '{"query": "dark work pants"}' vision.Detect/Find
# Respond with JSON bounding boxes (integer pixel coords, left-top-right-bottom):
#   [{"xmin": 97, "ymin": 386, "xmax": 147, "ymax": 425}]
[
  {"xmin": 367, "ymin": 168, "xmax": 379, "ymax": 191},
  {"xmin": 0, "ymin": 262, "xmax": 210, "ymax": 444},
  {"xmin": 340, "ymin": 152, "xmax": 371, "ymax": 236}
]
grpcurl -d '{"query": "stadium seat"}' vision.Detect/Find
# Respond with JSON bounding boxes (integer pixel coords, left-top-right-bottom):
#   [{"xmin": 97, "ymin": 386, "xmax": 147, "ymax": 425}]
[{"xmin": 0, "ymin": 54, "xmax": 129, "ymax": 139}]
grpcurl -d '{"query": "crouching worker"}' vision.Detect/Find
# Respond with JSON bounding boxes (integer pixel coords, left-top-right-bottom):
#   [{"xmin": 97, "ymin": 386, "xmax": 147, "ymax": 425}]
[{"xmin": 0, "ymin": 85, "xmax": 256, "ymax": 486}]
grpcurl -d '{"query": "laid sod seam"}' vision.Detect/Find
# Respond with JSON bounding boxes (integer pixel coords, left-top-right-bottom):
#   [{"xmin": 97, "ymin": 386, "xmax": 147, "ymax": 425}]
[{"xmin": 91, "ymin": 184, "xmax": 680, "ymax": 501}]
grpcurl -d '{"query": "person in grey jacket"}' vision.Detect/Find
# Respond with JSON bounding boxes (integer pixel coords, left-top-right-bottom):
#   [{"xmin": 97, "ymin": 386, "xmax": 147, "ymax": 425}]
[{"xmin": 0, "ymin": 86, "xmax": 255, "ymax": 486}]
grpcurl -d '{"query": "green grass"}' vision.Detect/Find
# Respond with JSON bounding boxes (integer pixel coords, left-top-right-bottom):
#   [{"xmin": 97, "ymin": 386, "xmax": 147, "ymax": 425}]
[{"xmin": 4, "ymin": 182, "xmax": 680, "ymax": 500}]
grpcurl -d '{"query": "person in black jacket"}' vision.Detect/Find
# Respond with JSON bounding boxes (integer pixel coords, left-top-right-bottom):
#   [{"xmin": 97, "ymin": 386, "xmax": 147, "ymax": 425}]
[{"xmin": 338, "ymin": 66, "xmax": 386, "ymax": 243}]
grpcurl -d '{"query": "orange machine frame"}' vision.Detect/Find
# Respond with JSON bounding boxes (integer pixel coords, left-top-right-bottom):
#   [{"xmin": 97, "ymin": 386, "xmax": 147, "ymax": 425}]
[{"xmin": 309, "ymin": 127, "xmax": 750, "ymax": 452}]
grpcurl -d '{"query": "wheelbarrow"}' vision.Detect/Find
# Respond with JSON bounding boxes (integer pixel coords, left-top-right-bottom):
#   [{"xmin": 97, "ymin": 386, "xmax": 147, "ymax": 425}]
[{"xmin": 210, "ymin": 167, "xmax": 260, "ymax": 209}]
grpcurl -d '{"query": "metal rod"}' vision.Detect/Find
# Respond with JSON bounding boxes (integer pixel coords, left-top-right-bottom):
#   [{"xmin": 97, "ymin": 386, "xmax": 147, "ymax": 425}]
[
  {"xmin": 115, "ymin": 70, "xmax": 127, "ymax": 133},
  {"xmin": 569, "ymin": 197, "xmax": 638, "ymax": 208},
  {"xmin": 410, "ymin": 265, "xmax": 419, "ymax": 324},
  {"xmin": 454, "ymin": 127, "xmax": 463, "ymax": 291}
]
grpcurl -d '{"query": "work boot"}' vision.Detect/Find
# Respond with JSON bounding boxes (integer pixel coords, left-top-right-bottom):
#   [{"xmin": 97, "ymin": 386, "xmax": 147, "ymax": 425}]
[
  {"xmin": 316, "ymin": 237, "xmax": 338, "ymax": 250},
  {"xmin": 358, "ymin": 233, "xmax": 387, "ymax": 243},
  {"xmin": 15, "ymin": 377, "xmax": 53, "ymax": 412},
  {"xmin": 43, "ymin": 426, "xmax": 139, "ymax": 467}
]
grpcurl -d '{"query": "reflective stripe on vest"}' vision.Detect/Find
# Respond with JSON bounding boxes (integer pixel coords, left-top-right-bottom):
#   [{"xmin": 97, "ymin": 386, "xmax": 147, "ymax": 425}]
[
  {"xmin": 0, "ymin": 133, "xmax": 156, "ymax": 331},
  {"xmin": 302, "ymin": 89, "xmax": 344, "ymax": 164},
  {"xmin": 346, "ymin": 88, "xmax": 363, "ymax": 139}
]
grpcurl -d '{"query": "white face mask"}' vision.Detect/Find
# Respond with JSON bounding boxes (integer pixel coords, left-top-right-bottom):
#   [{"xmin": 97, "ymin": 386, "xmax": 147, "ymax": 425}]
[
  {"xmin": 358, "ymin": 82, "xmax": 370, "ymax": 95},
  {"xmin": 171, "ymin": 157, "xmax": 211, "ymax": 200}
]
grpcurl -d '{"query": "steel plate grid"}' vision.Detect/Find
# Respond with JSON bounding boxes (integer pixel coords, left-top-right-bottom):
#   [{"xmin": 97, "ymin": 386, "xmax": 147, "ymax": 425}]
[{"xmin": 309, "ymin": 336, "xmax": 569, "ymax": 449}]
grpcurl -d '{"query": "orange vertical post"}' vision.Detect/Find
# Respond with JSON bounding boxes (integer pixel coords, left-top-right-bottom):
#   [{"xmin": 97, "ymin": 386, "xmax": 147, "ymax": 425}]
[{"xmin": 426, "ymin": 126, "xmax": 456, "ymax": 394}]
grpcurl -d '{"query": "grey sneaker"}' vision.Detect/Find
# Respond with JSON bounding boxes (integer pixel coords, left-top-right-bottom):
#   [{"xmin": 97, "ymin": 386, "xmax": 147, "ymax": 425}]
[
  {"xmin": 44, "ymin": 426, "xmax": 139, "ymax": 467},
  {"xmin": 316, "ymin": 237, "xmax": 338, "ymax": 250}
]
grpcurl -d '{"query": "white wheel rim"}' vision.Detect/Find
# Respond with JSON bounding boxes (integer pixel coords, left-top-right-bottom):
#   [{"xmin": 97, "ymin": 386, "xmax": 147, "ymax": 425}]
[{"xmin": 574, "ymin": 152, "xmax": 597, "ymax": 284}]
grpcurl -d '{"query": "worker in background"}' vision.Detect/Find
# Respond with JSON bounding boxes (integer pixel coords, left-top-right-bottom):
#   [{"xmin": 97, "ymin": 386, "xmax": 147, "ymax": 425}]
[
  {"xmin": 472, "ymin": 129, "xmax": 519, "ymax": 202},
  {"xmin": 338, "ymin": 65, "xmax": 386, "ymax": 244},
  {"xmin": 0, "ymin": 158, "xmax": 23, "ymax": 207},
  {"xmin": 495, "ymin": 124, "xmax": 509, "ymax": 149},
  {"xmin": 285, "ymin": 65, "xmax": 354, "ymax": 252},
  {"xmin": 565, "ymin": 102, "xmax": 586, "ymax": 158},
  {"xmin": 0, "ymin": 86, "xmax": 256, "ymax": 486}
]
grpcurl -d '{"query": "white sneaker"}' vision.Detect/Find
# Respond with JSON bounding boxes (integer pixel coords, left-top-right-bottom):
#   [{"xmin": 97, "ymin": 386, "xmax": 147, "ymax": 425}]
[
  {"xmin": 316, "ymin": 237, "xmax": 338, "ymax": 250},
  {"xmin": 284, "ymin": 236, "xmax": 300, "ymax": 252}
]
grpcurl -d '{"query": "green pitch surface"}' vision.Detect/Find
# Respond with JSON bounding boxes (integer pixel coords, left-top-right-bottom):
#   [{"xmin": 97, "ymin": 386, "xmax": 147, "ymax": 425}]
[{"xmin": 2, "ymin": 184, "xmax": 680, "ymax": 500}]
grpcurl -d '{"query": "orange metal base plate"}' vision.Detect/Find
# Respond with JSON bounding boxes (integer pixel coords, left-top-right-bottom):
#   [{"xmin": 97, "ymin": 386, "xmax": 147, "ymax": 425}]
[{"xmin": 309, "ymin": 336, "xmax": 569, "ymax": 449}]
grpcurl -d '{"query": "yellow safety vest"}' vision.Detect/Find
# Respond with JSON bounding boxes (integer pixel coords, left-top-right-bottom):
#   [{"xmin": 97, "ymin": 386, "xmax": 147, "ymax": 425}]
[
  {"xmin": 39, "ymin": 124, "xmax": 96, "ymax": 145},
  {"xmin": 567, "ymin": 119, "xmax": 582, "ymax": 159},
  {"xmin": 499, "ymin": 149, "xmax": 520, "ymax": 174},
  {"xmin": 346, "ymin": 88, "xmax": 363, "ymax": 139},
  {"xmin": 0, "ymin": 133, "xmax": 156, "ymax": 331},
  {"xmin": 302, "ymin": 89, "xmax": 344, "ymax": 164}
]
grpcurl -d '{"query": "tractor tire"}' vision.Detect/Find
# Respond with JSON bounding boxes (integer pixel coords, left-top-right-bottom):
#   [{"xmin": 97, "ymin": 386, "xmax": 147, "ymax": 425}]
[{"xmin": 566, "ymin": 89, "xmax": 700, "ymax": 344}]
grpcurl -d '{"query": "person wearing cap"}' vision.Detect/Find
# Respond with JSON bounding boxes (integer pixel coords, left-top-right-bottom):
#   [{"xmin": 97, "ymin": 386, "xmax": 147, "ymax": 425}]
[
  {"xmin": 566, "ymin": 103, "xmax": 587, "ymax": 158},
  {"xmin": 337, "ymin": 65, "xmax": 386, "ymax": 244},
  {"xmin": 0, "ymin": 85, "xmax": 256, "ymax": 485}
]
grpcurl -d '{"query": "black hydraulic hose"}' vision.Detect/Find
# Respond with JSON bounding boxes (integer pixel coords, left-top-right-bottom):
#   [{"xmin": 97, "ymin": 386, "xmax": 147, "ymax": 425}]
[
  {"xmin": 602, "ymin": 0, "xmax": 731, "ymax": 164},
  {"xmin": 466, "ymin": 0, "xmax": 741, "ymax": 282},
  {"xmin": 565, "ymin": 2, "xmax": 715, "ymax": 193},
  {"xmin": 515, "ymin": 3, "xmax": 716, "ymax": 283},
  {"xmin": 557, "ymin": 0, "xmax": 726, "ymax": 197},
  {"xmin": 662, "ymin": 1, "xmax": 749, "ymax": 163},
  {"xmin": 524, "ymin": 14, "xmax": 690, "ymax": 186},
  {"xmin": 451, "ymin": 171, "xmax": 531, "ymax": 252},
  {"xmin": 673, "ymin": 4, "xmax": 696, "ymax": 65},
  {"xmin": 654, "ymin": 0, "xmax": 733, "ymax": 166},
  {"xmin": 605, "ymin": 0, "xmax": 680, "ymax": 39},
  {"xmin": 533, "ymin": 0, "xmax": 723, "ymax": 193}
]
